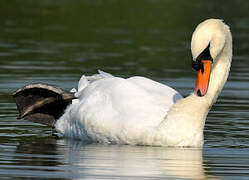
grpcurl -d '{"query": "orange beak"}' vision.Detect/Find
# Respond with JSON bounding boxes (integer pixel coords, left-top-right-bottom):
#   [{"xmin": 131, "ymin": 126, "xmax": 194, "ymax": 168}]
[{"xmin": 195, "ymin": 60, "xmax": 212, "ymax": 96}]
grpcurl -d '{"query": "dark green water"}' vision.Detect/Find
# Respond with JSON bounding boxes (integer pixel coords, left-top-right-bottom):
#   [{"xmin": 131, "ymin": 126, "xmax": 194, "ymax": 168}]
[{"xmin": 0, "ymin": 0, "xmax": 249, "ymax": 179}]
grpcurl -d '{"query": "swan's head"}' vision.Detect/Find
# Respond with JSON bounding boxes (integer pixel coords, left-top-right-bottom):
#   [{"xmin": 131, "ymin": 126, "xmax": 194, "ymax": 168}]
[{"xmin": 191, "ymin": 19, "xmax": 232, "ymax": 96}]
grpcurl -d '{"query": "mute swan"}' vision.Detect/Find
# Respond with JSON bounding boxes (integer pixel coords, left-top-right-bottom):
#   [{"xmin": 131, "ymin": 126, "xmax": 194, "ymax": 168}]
[{"xmin": 13, "ymin": 19, "xmax": 232, "ymax": 147}]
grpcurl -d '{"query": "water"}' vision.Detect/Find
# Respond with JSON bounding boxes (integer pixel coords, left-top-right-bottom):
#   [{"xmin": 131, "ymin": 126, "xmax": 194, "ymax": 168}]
[{"xmin": 0, "ymin": 0, "xmax": 249, "ymax": 179}]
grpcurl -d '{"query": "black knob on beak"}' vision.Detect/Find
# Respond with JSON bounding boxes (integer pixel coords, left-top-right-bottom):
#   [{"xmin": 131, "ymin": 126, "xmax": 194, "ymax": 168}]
[{"xmin": 192, "ymin": 59, "xmax": 204, "ymax": 73}]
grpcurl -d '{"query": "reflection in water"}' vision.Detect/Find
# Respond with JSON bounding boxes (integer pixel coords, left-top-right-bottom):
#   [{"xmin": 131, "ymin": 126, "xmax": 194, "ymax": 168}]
[
  {"xmin": 1, "ymin": 0, "xmax": 249, "ymax": 179},
  {"xmin": 10, "ymin": 138, "xmax": 71, "ymax": 180},
  {"xmin": 62, "ymin": 140, "xmax": 220, "ymax": 180},
  {"xmin": 10, "ymin": 138, "xmax": 222, "ymax": 180},
  {"xmin": 2, "ymin": 137, "xmax": 248, "ymax": 179}
]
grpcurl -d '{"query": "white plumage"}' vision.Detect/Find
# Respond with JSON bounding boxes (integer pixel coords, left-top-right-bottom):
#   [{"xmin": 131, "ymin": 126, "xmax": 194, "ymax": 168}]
[
  {"xmin": 56, "ymin": 73, "xmax": 182, "ymax": 143},
  {"xmin": 55, "ymin": 19, "xmax": 232, "ymax": 147}
]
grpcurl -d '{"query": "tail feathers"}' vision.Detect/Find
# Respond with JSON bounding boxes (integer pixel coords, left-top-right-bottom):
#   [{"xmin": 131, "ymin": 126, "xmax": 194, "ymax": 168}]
[{"xmin": 12, "ymin": 83, "xmax": 75, "ymax": 127}]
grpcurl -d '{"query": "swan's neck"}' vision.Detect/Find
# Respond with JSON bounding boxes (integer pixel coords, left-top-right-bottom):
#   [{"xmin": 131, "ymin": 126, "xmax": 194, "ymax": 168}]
[
  {"xmin": 154, "ymin": 47, "xmax": 232, "ymax": 147},
  {"xmin": 205, "ymin": 45, "xmax": 232, "ymax": 106}
]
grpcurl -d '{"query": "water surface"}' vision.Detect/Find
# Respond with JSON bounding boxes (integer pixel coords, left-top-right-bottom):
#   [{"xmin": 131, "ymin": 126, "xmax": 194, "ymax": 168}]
[{"xmin": 0, "ymin": 0, "xmax": 249, "ymax": 179}]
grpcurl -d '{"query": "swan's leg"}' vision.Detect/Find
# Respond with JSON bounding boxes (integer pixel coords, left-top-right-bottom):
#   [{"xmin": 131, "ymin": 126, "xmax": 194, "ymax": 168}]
[{"xmin": 12, "ymin": 83, "xmax": 75, "ymax": 127}]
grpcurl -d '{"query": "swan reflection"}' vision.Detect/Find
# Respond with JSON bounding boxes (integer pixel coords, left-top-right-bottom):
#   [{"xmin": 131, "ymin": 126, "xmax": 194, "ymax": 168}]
[{"xmin": 63, "ymin": 140, "xmax": 221, "ymax": 180}]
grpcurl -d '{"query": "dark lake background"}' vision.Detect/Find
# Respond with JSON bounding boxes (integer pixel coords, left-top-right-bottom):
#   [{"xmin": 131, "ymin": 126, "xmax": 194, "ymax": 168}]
[{"xmin": 0, "ymin": 0, "xmax": 249, "ymax": 179}]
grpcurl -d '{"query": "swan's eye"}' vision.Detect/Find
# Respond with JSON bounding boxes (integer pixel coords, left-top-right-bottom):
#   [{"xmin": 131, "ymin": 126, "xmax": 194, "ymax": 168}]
[
  {"xmin": 196, "ymin": 43, "xmax": 213, "ymax": 62},
  {"xmin": 192, "ymin": 43, "xmax": 213, "ymax": 73}
]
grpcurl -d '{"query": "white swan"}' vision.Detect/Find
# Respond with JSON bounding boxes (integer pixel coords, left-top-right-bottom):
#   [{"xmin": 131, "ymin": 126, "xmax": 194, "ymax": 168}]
[{"xmin": 13, "ymin": 19, "xmax": 232, "ymax": 147}]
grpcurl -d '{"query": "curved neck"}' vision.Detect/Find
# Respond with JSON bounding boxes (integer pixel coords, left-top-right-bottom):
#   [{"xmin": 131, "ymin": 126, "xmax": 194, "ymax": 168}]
[
  {"xmin": 154, "ymin": 42, "xmax": 232, "ymax": 147},
  {"xmin": 204, "ymin": 41, "xmax": 232, "ymax": 106}
]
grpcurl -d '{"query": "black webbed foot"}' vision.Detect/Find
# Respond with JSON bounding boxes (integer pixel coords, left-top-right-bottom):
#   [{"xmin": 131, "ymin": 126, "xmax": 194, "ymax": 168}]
[{"xmin": 12, "ymin": 83, "xmax": 75, "ymax": 127}]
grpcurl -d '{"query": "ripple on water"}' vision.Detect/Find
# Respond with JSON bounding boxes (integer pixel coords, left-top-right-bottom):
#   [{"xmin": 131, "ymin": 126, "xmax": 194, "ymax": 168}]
[{"xmin": 1, "ymin": 0, "xmax": 249, "ymax": 179}]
